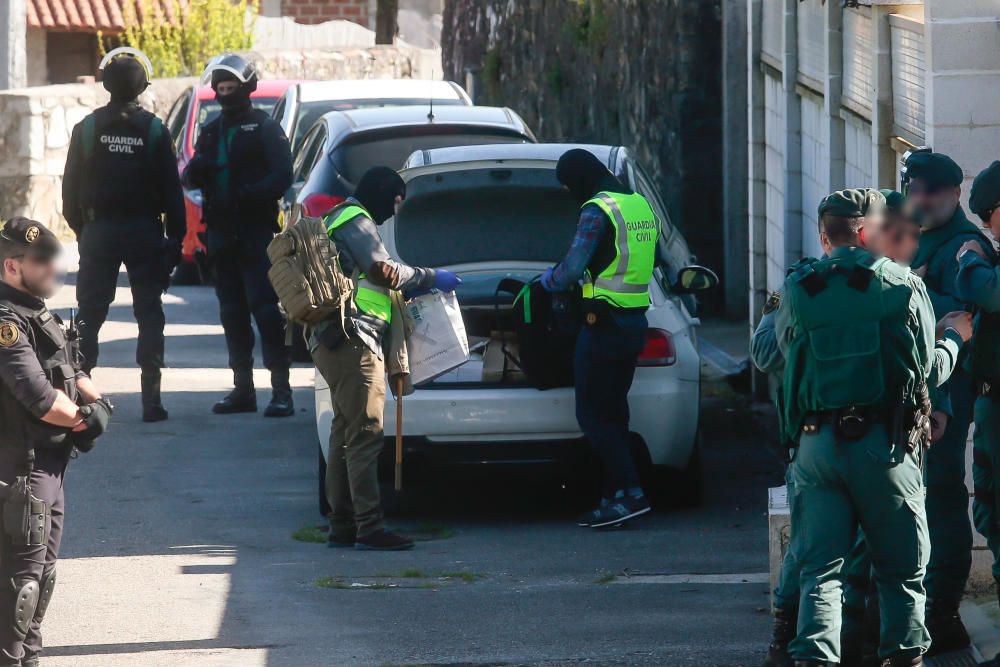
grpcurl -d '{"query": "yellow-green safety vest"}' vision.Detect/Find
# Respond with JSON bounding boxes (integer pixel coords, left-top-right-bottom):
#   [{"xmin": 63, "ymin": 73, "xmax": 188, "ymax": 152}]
[
  {"xmin": 325, "ymin": 204, "xmax": 393, "ymax": 323},
  {"xmin": 582, "ymin": 191, "xmax": 659, "ymax": 309}
]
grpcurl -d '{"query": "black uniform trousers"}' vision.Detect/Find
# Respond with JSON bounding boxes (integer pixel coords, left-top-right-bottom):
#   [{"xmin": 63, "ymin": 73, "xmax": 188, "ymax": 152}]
[
  {"xmin": 76, "ymin": 220, "xmax": 165, "ymax": 374},
  {"xmin": 0, "ymin": 447, "xmax": 67, "ymax": 666},
  {"xmin": 208, "ymin": 226, "xmax": 290, "ymax": 374}
]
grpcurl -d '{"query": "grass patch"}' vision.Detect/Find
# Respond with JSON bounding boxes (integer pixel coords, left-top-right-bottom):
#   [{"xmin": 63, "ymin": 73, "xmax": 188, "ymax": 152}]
[
  {"xmin": 408, "ymin": 522, "xmax": 455, "ymax": 541},
  {"xmin": 594, "ymin": 572, "xmax": 617, "ymax": 584},
  {"xmin": 439, "ymin": 571, "xmax": 483, "ymax": 583},
  {"xmin": 292, "ymin": 525, "xmax": 327, "ymax": 544},
  {"xmin": 316, "ymin": 576, "xmax": 348, "ymax": 589},
  {"xmin": 399, "ymin": 568, "xmax": 427, "ymax": 579}
]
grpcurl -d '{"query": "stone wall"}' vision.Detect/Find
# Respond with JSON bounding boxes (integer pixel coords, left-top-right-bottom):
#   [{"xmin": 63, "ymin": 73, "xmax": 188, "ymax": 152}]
[
  {"xmin": 0, "ymin": 45, "xmax": 430, "ymax": 238},
  {"xmin": 442, "ymin": 0, "xmax": 723, "ymax": 282},
  {"xmin": 0, "ymin": 77, "xmax": 195, "ymax": 238}
]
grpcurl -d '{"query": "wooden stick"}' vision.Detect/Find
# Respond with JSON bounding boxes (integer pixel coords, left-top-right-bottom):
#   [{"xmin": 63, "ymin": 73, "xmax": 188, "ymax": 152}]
[{"xmin": 394, "ymin": 376, "xmax": 404, "ymax": 491}]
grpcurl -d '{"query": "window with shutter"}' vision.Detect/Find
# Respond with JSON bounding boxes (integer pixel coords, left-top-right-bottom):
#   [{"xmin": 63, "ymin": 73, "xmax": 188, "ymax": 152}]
[
  {"xmin": 890, "ymin": 14, "xmax": 926, "ymax": 143},
  {"xmin": 797, "ymin": 0, "xmax": 825, "ymax": 91},
  {"xmin": 843, "ymin": 7, "xmax": 874, "ymax": 119},
  {"xmin": 762, "ymin": 0, "xmax": 783, "ymax": 68}
]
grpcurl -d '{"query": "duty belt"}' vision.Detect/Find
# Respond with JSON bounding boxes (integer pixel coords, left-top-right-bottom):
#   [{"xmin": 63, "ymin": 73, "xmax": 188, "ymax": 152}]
[{"xmin": 802, "ymin": 406, "xmax": 889, "ymax": 441}]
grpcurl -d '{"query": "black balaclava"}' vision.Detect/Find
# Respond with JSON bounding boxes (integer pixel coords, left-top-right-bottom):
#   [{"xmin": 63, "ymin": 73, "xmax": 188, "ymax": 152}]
[
  {"xmin": 102, "ymin": 56, "xmax": 148, "ymax": 104},
  {"xmin": 212, "ymin": 70, "xmax": 252, "ymax": 117},
  {"xmin": 353, "ymin": 167, "xmax": 406, "ymax": 225},
  {"xmin": 556, "ymin": 148, "xmax": 629, "ymax": 204}
]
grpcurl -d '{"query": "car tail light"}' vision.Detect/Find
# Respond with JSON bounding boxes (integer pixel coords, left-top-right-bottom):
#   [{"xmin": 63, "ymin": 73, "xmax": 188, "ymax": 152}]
[
  {"xmin": 301, "ymin": 193, "xmax": 345, "ymax": 218},
  {"xmin": 637, "ymin": 329, "xmax": 676, "ymax": 367}
]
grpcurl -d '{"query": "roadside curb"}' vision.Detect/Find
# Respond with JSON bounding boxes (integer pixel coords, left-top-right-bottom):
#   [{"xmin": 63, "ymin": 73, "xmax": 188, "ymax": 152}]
[{"xmin": 963, "ymin": 598, "xmax": 998, "ymax": 664}]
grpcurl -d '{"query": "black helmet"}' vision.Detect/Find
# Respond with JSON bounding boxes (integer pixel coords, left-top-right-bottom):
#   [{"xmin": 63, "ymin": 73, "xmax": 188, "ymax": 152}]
[
  {"xmin": 99, "ymin": 47, "xmax": 153, "ymax": 103},
  {"xmin": 201, "ymin": 53, "xmax": 259, "ymax": 94}
]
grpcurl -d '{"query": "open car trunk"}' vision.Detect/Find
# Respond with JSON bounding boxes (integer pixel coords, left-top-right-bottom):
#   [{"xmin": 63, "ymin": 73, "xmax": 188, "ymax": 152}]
[{"xmin": 392, "ymin": 166, "xmax": 580, "ymax": 387}]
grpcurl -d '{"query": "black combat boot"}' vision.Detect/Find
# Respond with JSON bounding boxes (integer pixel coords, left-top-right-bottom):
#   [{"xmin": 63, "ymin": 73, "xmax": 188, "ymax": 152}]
[
  {"xmin": 264, "ymin": 368, "xmax": 294, "ymax": 418},
  {"xmin": 763, "ymin": 605, "xmax": 796, "ymax": 667},
  {"xmin": 141, "ymin": 370, "xmax": 168, "ymax": 422},
  {"xmin": 925, "ymin": 598, "xmax": 970, "ymax": 656},
  {"xmin": 841, "ymin": 602, "xmax": 866, "ymax": 667},
  {"xmin": 879, "ymin": 654, "xmax": 922, "ymax": 667},
  {"xmin": 212, "ymin": 369, "xmax": 257, "ymax": 414}
]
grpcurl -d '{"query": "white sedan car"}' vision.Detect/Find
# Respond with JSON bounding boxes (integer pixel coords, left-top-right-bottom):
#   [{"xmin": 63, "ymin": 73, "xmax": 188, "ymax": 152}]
[{"xmin": 314, "ymin": 143, "xmax": 716, "ymax": 512}]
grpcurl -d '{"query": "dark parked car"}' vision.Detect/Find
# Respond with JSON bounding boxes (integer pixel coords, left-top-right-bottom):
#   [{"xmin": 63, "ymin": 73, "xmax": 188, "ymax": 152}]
[{"xmin": 283, "ymin": 105, "xmax": 537, "ymax": 225}]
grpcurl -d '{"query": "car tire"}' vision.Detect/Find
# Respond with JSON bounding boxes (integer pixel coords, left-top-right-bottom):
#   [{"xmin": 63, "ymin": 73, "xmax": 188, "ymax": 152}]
[
  {"xmin": 171, "ymin": 261, "xmax": 202, "ymax": 286},
  {"xmin": 635, "ymin": 431, "xmax": 703, "ymax": 509},
  {"xmin": 318, "ymin": 442, "xmax": 331, "ymax": 518},
  {"xmin": 290, "ymin": 324, "xmax": 312, "ymax": 363}
]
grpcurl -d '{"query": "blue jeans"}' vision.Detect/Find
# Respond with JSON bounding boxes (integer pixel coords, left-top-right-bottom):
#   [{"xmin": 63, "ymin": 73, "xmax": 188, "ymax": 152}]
[{"xmin": 573, "ymin": 313, "xmax": 647, "ymax": 495}]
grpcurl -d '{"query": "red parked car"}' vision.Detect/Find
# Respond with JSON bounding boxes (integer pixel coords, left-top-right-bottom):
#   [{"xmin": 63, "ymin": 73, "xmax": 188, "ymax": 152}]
[{"xmin": 164, "ymin": 79, "xmax": 299, "ymax": 283}]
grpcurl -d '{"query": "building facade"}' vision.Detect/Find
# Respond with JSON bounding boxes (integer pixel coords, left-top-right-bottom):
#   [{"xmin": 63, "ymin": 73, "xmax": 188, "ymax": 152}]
[{"xmin": 743, "ymin": 0, "xmax": 1000, "ymax": 319}]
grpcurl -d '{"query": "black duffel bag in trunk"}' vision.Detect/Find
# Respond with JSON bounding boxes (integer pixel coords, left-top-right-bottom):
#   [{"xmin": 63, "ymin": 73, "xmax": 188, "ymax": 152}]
[{"xmin": 494, "ymin": 277, "xmax": 581, "ymax": 390}]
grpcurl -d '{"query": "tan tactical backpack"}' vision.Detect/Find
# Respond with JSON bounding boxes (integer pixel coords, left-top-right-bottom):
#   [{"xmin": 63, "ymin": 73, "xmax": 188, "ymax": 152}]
[{"xmin": 267, "ymin": 217, "xmax": 353, "ymax": 325}]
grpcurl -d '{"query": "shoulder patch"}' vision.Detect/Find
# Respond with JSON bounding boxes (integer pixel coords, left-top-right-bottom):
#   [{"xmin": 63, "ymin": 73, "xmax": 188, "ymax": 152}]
[{"xmin": 0, "ymin": 322, "xmax": 19, "ymax": 347}]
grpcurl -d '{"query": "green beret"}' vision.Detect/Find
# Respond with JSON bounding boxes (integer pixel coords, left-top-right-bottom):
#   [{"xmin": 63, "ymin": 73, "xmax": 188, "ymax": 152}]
[
  {"xmin": 818, "ymin": 188, "xmax": 886, "ymax": 219},
  {"xmin": 879, "ymin": 189, "xmax": 905, "ymax": 212},
  {"xmin": 0, "ymin": 217, "xmax": 61, "ymax": 259},
  {"xmin": 970, "ymin": 161, "xmax": 1000, "ymax": 216},
  {"xmin": 905, "ymin": 151, "xmax": 963, "ymax": 189}
]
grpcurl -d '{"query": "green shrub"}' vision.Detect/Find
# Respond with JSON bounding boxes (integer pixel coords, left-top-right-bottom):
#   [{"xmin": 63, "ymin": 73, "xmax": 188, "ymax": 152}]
[{"xmin": 103, "ymin": 0, "xmax": 258, "ymax": 78}]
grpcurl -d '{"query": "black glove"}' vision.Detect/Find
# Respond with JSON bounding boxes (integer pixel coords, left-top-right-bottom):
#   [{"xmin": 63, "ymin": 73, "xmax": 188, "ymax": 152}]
[
  {"xmin": 77, "ymin": 397, "xmax": 113, "ymax": 441},
  {"xmin": 184, "ymin": 156, "xmax": 211, "ymax": 187},
  {"xmin": 162, "ymin": 238, "xmax": 182, "ymax": 291}
]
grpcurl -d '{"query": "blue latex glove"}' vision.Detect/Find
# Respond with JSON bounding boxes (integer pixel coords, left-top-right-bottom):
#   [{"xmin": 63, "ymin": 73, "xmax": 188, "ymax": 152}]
[
  {"xmin": 540, "ymin": 267, "xmax": 556, "ymax": 292},
  {"xmin": 433, "ymin": 269, "xmax": 462, "ymax": 293}
]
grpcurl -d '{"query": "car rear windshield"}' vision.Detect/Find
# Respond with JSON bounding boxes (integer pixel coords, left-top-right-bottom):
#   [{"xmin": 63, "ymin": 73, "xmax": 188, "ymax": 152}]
[
  {"xmin": 393, "ymin": 168, "xmax": 580, "ymax": 267},
  {"xmin": 192, "ymin": 97, "xmax": 280, "ymax": 143},
  {"xmin": 293, "ymin": 99, "xmax": 464, "ymax": 150},
  {"xmin": 331, "ymin": 130, "xmax": 529, "ymax": 185}
]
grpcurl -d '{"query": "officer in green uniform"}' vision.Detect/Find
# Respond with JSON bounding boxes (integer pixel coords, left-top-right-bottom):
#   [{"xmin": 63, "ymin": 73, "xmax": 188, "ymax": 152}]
[
  {"xmin": 904, "ymin": 151, "xmax": 995, "ymax": 653},
  {"xmin": 956, "ymin": 161, "xmax": 1000, "ymax": 667},
  {"xmin": 775, "ymin": 189, "xmax": 967, "ymax": 666}
]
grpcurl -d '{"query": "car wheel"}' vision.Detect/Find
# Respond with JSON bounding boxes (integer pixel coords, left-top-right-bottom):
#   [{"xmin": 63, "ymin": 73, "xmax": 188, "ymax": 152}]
[
  {"xmin": 318, "ymin": 442, "xmax": 331, "ymax": 518},
  {"xmin": 171, "ymin": 261, "xmax": 202, "ymax": 286},
  {"xmin": 290, "ymin": 324, "xmax": 312, "ymax": 363},
  {"xmin": 634, "ymin": 431, "xmax": 703, "ymax": 509}
]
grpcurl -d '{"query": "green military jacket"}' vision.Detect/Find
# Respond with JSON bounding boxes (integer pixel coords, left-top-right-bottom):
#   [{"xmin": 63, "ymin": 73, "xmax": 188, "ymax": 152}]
[{"xmin": 774, "ymin": 246, "xmax": 962, "ymax": 442}]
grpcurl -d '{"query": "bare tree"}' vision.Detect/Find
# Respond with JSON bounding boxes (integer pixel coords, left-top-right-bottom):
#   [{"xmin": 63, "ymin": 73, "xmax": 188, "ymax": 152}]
[{"xmin": 375, "ymin": 0, "xmax": 399, "ymax": 44}]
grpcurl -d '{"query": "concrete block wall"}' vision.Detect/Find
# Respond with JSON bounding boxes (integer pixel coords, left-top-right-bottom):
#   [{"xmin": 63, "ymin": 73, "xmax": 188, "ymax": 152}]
[{"xmin": 925, "ymin": 2, "xmax": 1000, "ymax": 213}]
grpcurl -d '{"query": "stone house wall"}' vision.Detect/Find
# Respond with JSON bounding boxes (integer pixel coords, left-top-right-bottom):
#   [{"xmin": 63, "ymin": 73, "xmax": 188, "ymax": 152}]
[{"xmin": 441, "ymin": 0, "xmax": 724, "ymax": 287}]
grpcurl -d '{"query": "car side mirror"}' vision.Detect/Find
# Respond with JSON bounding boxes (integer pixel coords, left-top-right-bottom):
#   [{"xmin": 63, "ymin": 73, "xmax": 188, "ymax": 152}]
[{"xmin": 672, "ymin": 265, "xmax": 719, "ymax": 294}]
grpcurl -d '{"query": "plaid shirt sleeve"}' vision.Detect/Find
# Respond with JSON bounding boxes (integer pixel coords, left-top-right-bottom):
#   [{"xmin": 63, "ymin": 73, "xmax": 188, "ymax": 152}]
[{"xmin": 547, "ymin": 203, "xmax": 608, "ymax": 292}]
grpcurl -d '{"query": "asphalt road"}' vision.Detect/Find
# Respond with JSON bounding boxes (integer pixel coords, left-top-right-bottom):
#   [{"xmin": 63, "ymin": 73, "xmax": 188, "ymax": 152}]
[{"xmin": 38, "ymin": 268, "xmax": 784, "ymax": 667}]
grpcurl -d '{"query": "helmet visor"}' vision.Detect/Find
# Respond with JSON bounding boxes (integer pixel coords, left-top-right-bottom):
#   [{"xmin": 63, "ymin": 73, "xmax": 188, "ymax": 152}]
[
  {"xmin": 200, "ymin": 54, "xmax": 257, "ymax": 85},
  {"xmin": 99, "ymin": 47, "xmax": 154, "ymax": 80}
]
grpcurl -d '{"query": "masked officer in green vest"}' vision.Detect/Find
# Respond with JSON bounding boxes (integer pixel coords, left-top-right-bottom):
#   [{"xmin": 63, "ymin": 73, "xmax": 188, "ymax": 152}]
[
  {"xmin": 776, "ymin": 189, "xmax": 967, "ymax": 667},
  {"xmin": 904, "ymin": 151, "xmax": 995, "ymax": 653},
  {"xmin": 542, "ymin": 149, "xmax": 660, "ymax": 529},
  {"xmin": 956, "ymin": 161, "xmax": 1000, "ymax": 666},
  {"xmin": 312, "ymin": 167, "xmax": 460, "ymax": 551}
]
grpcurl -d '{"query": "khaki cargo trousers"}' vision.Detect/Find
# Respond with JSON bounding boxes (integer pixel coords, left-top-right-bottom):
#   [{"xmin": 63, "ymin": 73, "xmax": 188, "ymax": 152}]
[{"xmin": 312, "ymin": 338, "xmax": 386, "ymax": 538}]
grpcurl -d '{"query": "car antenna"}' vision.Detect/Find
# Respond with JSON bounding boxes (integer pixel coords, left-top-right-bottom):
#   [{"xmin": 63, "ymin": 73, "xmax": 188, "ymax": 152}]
[{"xmin": 428, "ymin": 71, "xmax": 435, "ymax": 122}]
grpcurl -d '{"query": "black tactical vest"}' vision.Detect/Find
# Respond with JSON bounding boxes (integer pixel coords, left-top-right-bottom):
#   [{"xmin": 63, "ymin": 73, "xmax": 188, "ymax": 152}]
[{"xmin": 0, "ymin": 299, "xmax": 78, "ymax": 452}]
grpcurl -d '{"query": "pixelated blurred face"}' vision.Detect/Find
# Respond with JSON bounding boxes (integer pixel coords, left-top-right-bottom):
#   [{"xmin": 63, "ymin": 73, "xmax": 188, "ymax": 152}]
[{"xmin": 907, "ymin": 180, "xmax": 960, "ymax": 226}]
